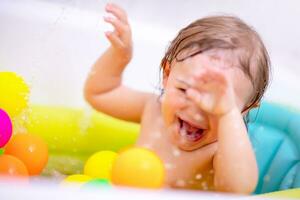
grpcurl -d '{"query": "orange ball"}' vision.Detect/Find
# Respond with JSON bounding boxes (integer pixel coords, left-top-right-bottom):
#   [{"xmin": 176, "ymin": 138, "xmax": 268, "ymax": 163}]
[
  {"xmin": 0, "ymin": 154, "xmax": 29, "ymax": 179},
  {"xmin": 5, "ymin": 134, "xmax": 48, "ymax": 175},
  {"xmin": 111, "ymin": 147, "xmax": 165, "ymax": 189}
]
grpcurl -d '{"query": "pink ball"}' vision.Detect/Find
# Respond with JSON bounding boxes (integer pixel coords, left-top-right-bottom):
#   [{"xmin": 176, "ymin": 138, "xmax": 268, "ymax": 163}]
[{"xmin": 0, "ymin": 109, "xmax": 13, "ymax": 148}]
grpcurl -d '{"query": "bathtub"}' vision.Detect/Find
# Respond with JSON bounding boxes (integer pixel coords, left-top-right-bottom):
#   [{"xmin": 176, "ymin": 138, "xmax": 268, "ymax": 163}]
[{"xmin": 1, "ymin": 0, "xmax": 300, "ymax": 199}]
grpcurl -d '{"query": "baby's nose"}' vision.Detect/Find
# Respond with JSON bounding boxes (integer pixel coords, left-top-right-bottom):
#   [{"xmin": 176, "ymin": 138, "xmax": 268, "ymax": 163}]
[{"xmin": 185, "ymin": 101, "xmax": 206, "ymax": 123}]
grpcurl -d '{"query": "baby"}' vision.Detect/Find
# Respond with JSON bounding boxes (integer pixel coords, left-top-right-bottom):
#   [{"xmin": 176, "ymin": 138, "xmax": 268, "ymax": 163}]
[{"xmin": 84, "ymin": 3, "xmax": 270, "ymax": 194}]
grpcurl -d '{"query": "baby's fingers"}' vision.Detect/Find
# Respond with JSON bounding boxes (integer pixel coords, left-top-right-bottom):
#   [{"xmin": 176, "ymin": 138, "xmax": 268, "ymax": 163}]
[
  {"xmin": 186, "ymin": 88, "xmax": 214, "ymax": 112},
  {"xmin": 105, "ymin": 3, "xmax": 128, "ymax": 24},
  {"xmin": 105, "ymin": 31, "xmax": 123, "ymax": 47},
  {"xmin": 104, "ymin": 16, "xmax": 129, "ymax": 37}
]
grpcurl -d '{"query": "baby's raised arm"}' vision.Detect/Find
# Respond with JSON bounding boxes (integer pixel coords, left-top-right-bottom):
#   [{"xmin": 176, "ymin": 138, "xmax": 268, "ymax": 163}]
[
  {"xmin": 84, "ymin": 3, "xmax": 154, "ymax": 123},
  {"xmin": 186, "ymin": 68, "xmax": 258, "ymax": 193}
]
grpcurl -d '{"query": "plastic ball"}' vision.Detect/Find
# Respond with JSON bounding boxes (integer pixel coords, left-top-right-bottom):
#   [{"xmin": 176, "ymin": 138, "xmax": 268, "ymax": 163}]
[
  {"xmin": 0, "ymin": 72, "xmax": 30, "ymax": 118},
  {"xmin": 62, "ymin": 174, "xmax": 93, "ymax": 186},
  {"xmin": 82, "ymin": 178, "xmax": 110, "ymax": 189},
  {"xmin": 0, "ymin": 109, "xmax": 13, "ymax": 148},
  {"xmin": 0, "ymin": 155, "xmax": 29, "ymax": 179},
  {"xmin": 5, "ymin": 134, "xmax": 48, "ymax": 175},
  {"xmin": 0, "ymin": 149, "xmax": 3, "ymax": 155},
  {"xmin": 111, "ymin": 147, "xmax": 165, "ymax": 189},
  {"xmin": 117, "ymin": 145, "xmax": 133, "ymax": 154},
  {"xmin": 84, "ymin": 151, "xmax": 117, "ymax": 180}
]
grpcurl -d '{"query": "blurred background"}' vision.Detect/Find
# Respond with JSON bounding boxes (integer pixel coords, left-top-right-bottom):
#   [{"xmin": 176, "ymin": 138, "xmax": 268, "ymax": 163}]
[{"xmin": 0, "ymin": 0, "xmax": 299, "ymax": 108}]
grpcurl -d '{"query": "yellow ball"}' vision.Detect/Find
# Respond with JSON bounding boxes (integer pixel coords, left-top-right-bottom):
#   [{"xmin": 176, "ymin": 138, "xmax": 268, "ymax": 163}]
[
  {"xmin": 62, "ymin": 174, "xmax": 93, "ymax": 186},
  {"xmin": 0, "ymin": 72, "xmax": 29, "ymax": 118},
  {"xmin": 84, "ymin": 151, "xmax": 117, "ymax": 180},
  {"xmin": 111, "ymin": 147, "xmax": 165, "ymax": 189}
]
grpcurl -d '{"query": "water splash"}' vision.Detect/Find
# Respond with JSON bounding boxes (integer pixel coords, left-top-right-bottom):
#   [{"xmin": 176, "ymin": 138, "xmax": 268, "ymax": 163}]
[{"xmin": 79, "ymin": 105, "xmax": 93, "ymax": 135}]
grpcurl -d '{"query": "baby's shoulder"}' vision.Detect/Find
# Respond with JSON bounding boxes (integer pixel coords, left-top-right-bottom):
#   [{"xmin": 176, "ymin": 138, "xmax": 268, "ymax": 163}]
[{"xmin": 141, "ymin": 94, "xmax": 162, "ymax": 121}]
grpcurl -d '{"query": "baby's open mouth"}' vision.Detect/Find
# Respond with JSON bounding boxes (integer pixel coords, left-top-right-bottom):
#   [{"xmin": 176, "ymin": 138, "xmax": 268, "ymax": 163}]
[{"xmin": 178, "ymin": 118, "xmax": 205, "ymax": 142}]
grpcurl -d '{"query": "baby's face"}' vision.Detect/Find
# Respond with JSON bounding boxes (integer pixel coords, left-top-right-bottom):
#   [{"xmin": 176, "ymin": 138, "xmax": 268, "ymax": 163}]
[{"xmin": 161, "ymin": 49, "xmax": 254, "ymax": 151}]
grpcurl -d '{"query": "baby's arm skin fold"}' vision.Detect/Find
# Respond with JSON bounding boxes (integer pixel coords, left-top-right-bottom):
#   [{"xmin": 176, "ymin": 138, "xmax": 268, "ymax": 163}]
[{"xmin": 84, "ymin": 3, "xmax": 154, "ymax": 123}]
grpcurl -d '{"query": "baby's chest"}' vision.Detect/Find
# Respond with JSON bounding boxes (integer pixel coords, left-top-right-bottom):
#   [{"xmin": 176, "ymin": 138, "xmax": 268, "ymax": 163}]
[
  {"xmin": 138, "ymin": 120, "xmax": 216, "ymax": 190},
  {"xmin": 156, "ymin": 141, "xmax": 216, "ymax": 190},
  {"xmin": 137, "ymin": 100, "xmax": 216, "ymax": 190}
]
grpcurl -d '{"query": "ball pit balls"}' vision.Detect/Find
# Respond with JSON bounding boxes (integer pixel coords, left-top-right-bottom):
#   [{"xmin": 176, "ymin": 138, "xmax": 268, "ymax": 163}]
[
  {"xmin": 5, "ymin": 134, "xmax": 48, "ymax": 175},
  {"xmin": 84, "ymin": 151, "xmax": 117, "ymax": 180},
  {"xmin": 82, "ymin": 178, "xmax": 110, "ymax": 189},
  {"xmin": 0, "ymin": 109, "xmax": 13, "ymax": 148},
  {"xmin": 62, "ymin": 174, "xmax": 93, "ymax": 186},
  {"xmin": 0, "ymin": 154, "xmax": 29, "ymax": 178},
  {"xmin": 111, "ymin": 147, "xmax": 165, "ymax": 189},
  {"xmin": 0, "ymin": 72, "xmax": 30, "ymax": 118},
  {"xmin": 0, "ymin": 149, "xmax": 3, "ymax": 155}
]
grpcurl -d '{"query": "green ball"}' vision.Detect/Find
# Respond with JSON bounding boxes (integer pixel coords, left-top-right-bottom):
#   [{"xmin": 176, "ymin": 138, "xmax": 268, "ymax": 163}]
[
  {"xmin": 0, "ymin": 149, "xmax": 4, "ymax": 155},
  {"xmin": 82, "ymin": 178, "xmax": 110, "ymax": 189}
]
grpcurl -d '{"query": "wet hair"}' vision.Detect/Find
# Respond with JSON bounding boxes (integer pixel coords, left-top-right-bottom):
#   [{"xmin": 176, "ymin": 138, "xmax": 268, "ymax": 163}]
[{"xmin": 160, "ymin": 15, "xmax": 271, "ymax": 112}]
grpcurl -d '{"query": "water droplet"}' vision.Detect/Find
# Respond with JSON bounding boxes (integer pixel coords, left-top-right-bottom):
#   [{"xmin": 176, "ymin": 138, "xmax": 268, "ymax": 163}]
[
  {"xmin": 172, "ymin": 148, "xmax": 181, "ymax": 157},
  {"xmin": 264, "ymin": 175, "xmax": 271, "ymax": 182},
  {"xmin": 89, "ymin": 70, "xmax": 96, "ymax": 76},
  {"xmin": 195, "ymin": 173, "xmax": 202, "ymax": 180},
  {"xmin": 9, "ymin": 168, "xmax": 14, "ymax": 174},
  {"xmin": 142, "ymin": 144, "xmax": 153, "ymax": 149},
  {"xmin": 287, "ymin": 178, "xmax": 293, "ymax": 184},
  {"xmin": 201, "ymin": 181, "xmax": 208, "ymax": 190},
  {"xmin": 175, "ymin": 179, "xmax": 186, "ymax": 187},
  {"xmin": 194, "ymin": 114, "xmax": 203, "ymax": 122},
  {"xmin": 165, "ymin": 163, "xmax": 175, "ymax": 170},
  {"xmin": 153, "ymin": 132, "xmax": 161, "ymax": 139},
  {"xmin": 29, "ymin": 146, "xmax": 35, "ymax": 153},
  {"xmin": 237, "ymin": 141, "xmax": 246, "ymax": 147}
]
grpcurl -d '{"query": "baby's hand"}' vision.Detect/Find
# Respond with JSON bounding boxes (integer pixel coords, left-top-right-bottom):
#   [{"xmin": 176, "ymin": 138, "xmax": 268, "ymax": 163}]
[
  {"xmin": 186, "ymin": 68, "xmax": 236, "ymax": 116},
  {"xmin": 104, "ymin": 3, "xmax": 132, "ymax": 64}
]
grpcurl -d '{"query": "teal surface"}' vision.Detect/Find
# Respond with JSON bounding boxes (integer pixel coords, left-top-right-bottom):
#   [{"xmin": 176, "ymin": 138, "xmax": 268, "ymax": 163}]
[{"xmin": 248, "ymin": 102, "xmax": 300, "ymax": 194}]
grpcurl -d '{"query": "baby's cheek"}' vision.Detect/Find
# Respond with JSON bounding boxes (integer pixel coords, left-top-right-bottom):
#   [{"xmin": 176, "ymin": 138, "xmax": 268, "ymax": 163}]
[
  {"xmin": 161, "ymin": 89, "xmax": 185, "ymax": 125},
  {"xmin": 167, "ymin": 88, "xmax": 187, "ymax": 109}
]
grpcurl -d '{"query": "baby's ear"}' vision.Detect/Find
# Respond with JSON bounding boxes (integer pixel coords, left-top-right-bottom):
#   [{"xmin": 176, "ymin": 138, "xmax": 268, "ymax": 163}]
[{"xmin": 163, "ymin": 62, "xmax": 171, "ymax": 87}]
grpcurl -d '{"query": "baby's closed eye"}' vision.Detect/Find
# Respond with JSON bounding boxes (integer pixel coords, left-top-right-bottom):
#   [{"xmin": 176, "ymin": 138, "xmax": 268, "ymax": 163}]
[
  {"xmin": 177, "ymin": 87, "xmax": 187, "ymax": 93},
  {"xmin": 176, "ymin": 78, "xmax": 192, "ymax": 94}
]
